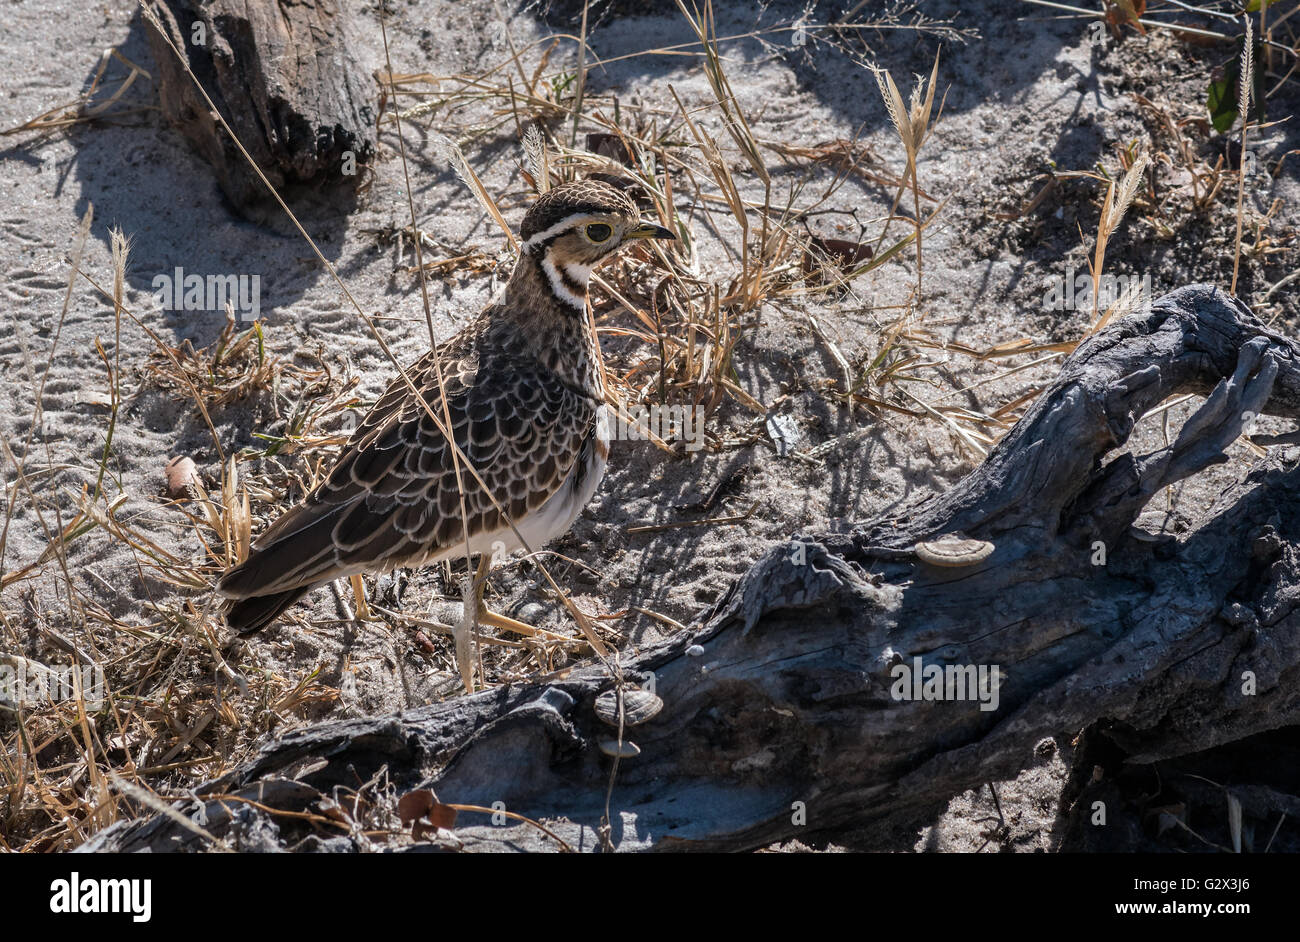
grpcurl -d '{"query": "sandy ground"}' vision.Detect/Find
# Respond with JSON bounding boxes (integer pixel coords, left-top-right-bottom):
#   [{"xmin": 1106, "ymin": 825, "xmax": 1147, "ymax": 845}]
[{"xmin": 2, "ymin": 0, "xmax": 1298, "ymax": 851}]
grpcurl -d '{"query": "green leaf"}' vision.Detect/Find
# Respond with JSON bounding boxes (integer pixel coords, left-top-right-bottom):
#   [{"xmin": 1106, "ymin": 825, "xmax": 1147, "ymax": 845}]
[
  {"xmin": 1207, "ymin": 39, "xmax": 1267, "ymax": 134},
  {"xmin": 1208, "ymin": 72, "xmax": 1236, "ymax": 133}
]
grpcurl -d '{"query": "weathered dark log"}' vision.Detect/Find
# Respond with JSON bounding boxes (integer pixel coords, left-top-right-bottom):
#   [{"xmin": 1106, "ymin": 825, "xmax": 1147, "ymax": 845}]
[
  {"xmin": 79, "ymin": 285, "xmax": 1300, "ymax": 852},
  {"xmin": 143, "ymin": 0, "xmax": 376, "ymax": 217}
]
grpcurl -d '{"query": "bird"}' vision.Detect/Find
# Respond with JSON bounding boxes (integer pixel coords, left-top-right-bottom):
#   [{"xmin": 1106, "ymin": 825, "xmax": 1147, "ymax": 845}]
[{"xmin": 217, "ymin": 179, "xmax": 674, "ymax": 641}]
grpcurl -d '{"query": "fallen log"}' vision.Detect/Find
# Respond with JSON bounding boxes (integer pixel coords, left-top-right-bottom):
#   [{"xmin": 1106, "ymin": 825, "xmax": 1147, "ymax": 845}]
[
  {"xmin": 142, "ymin": 0, "xmax": 376, "ymax": 218},
  {"xmin": 80, "ymin": 284, "xmax": 1300, "ymax": 852}
]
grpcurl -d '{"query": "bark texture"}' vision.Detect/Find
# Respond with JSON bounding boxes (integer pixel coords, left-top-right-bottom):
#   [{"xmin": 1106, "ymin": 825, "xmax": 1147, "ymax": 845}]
[{"xmin": 143, "ymin": 0, "xmax": 376, "ymax": 217}]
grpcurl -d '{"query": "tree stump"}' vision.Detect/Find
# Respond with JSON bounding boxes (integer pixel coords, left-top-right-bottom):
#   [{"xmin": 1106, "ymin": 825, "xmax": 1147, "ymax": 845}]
[
  {"xmin": 142, "ymin": 0, "xmax": 376, "ymax": 218},
  {"xmin": 80, "ymin": 285, "xmax": 1300, "ymax": 852}
]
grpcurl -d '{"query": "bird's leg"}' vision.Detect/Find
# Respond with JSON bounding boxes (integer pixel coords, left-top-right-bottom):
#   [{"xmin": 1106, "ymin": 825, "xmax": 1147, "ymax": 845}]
[
  {"xmin": 451, "ymin": 559, "xmax": 487, "ymax": 694},
  {"xmin": 470, "ymin": 555, "xmax": 585, "ymax": 645},
  {"xmin": 349, "ymin": 574, "xmax": 372, "ymax": 620},
  {"xmin": 478, "ymin": 608, "xmax": 560, "ymax": 639},
  {"xmin": 471, "ymin": 553, "xmax": 492, "ymax": 611}
]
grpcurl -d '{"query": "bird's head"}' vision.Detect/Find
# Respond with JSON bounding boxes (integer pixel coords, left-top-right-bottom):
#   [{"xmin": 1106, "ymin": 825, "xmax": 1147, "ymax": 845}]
[{"xmin": 517, "ymin": 179, "xmax": 674, "ymax": 309}]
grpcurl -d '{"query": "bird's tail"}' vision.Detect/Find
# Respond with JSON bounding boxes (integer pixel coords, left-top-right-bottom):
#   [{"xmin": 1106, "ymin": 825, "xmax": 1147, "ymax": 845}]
[
  {"xmin": 222, "ymin": 584, "xmax": 315, "ymax": 636},
  {"xmin": 216, "ymin": 501, "xmax": 351, "ymax": 635}
]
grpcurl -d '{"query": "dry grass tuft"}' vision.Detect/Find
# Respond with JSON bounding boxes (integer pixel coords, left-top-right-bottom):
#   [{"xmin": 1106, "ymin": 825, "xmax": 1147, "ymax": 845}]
[
  {"xmin": 0, "ymin": 48, "xmax": 153, "ymax": 138},
  {"xmin": 872, "ymin": 49, "xmax": 945, "ymax": 305},
  {"xmin": 1087, "ymin": 146, "xmax": 1150, "ymax": 331},
  {"xmin": 1232, "ymin": 16, "xmax": 1254, "ymax": 295}
]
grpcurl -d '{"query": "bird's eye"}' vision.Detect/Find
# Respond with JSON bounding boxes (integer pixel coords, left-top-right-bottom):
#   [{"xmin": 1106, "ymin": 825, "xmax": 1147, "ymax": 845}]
[{"xmin": 585, "ymin": 223, "xmax": 613, "ymax": 243}]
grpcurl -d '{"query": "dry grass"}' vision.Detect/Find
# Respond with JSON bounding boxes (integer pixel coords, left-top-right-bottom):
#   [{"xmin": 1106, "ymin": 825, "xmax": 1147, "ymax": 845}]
[
  {"xmin": 873, "ymin": 49, "xmax": 944, "ymax": 305},
  {"xmin": 1085, "ymin": 145, "xmax": 1151, "ymax": 333},
  {"xmin": 0, "ymin": 47, "xmax": 153, "ymax": 138},
  {"xmin": 1232, "ymin": 16, "xmax": 1255, "ymax": 295}
]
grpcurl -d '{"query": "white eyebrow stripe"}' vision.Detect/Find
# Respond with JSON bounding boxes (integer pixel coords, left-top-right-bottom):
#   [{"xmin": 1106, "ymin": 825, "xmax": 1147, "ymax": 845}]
[{"xmin": 523, "ymin": 212, "xmax": 601, "ymax": 249}]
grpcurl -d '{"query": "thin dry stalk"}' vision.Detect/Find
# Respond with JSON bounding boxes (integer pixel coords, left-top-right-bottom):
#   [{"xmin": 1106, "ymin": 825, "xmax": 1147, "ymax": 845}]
[
  {"xmin": 1232, "ymin": 18, "xmax": 1254, "ymax": 296},
  {"xmin": 1087, "ymin": 149, "xmax": 1149, "ymax": 328},
  {"xmin": 1, "ymin": 47, "xmax": 153, "ymax": 137},
  {"xmin": 873, "ymin": 49, "xmax": 943, "ymax": 304}
]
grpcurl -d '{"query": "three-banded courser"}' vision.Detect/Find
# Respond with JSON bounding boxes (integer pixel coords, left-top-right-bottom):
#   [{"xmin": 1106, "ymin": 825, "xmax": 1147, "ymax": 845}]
[{"xmin": 218, "ymin": 180, "xmax": 673, "ymax": 638}]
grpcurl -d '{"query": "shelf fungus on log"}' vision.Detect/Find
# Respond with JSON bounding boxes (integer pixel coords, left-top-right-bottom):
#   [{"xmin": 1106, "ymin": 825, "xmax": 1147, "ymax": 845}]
[
  {"xmin": 913, "ymin": 535, "xmax": 995, "ymax": 567},
  {"xmin": 597, "ymin": 739, "xmax": 642, "ymax": 759},
  {"xmin": 594, "ymin": 688, "xmax": 665, "ymax": 728}
]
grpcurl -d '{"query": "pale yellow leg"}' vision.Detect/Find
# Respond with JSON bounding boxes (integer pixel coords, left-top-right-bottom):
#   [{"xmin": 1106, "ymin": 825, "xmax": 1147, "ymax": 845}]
[
  {"xmin": 472, "ymin": 556, "xmax": 583, "ymax": 646},
  {"xmin": 478, "ymin": 607, "xmax": 570, "ymax": 641},
  {"xmin": 451, "ymin": 561, "xmax": 483, "ymax": 694},
  {"xmin": 349, "ymin": 574, "xmax": 371, "ymax": 620}
]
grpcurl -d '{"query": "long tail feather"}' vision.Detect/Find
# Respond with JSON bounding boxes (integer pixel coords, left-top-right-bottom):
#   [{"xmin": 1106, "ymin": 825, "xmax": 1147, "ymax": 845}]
[{"xmin": 223, "ymin": 585, "xmax": 314, "ymax": 636}]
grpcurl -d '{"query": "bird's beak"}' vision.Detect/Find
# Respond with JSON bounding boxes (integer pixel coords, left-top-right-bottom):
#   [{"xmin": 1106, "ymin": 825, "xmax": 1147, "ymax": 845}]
[{"xmin": 625, "ymin": 222, "xmax": 676, "ymax": 241}]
